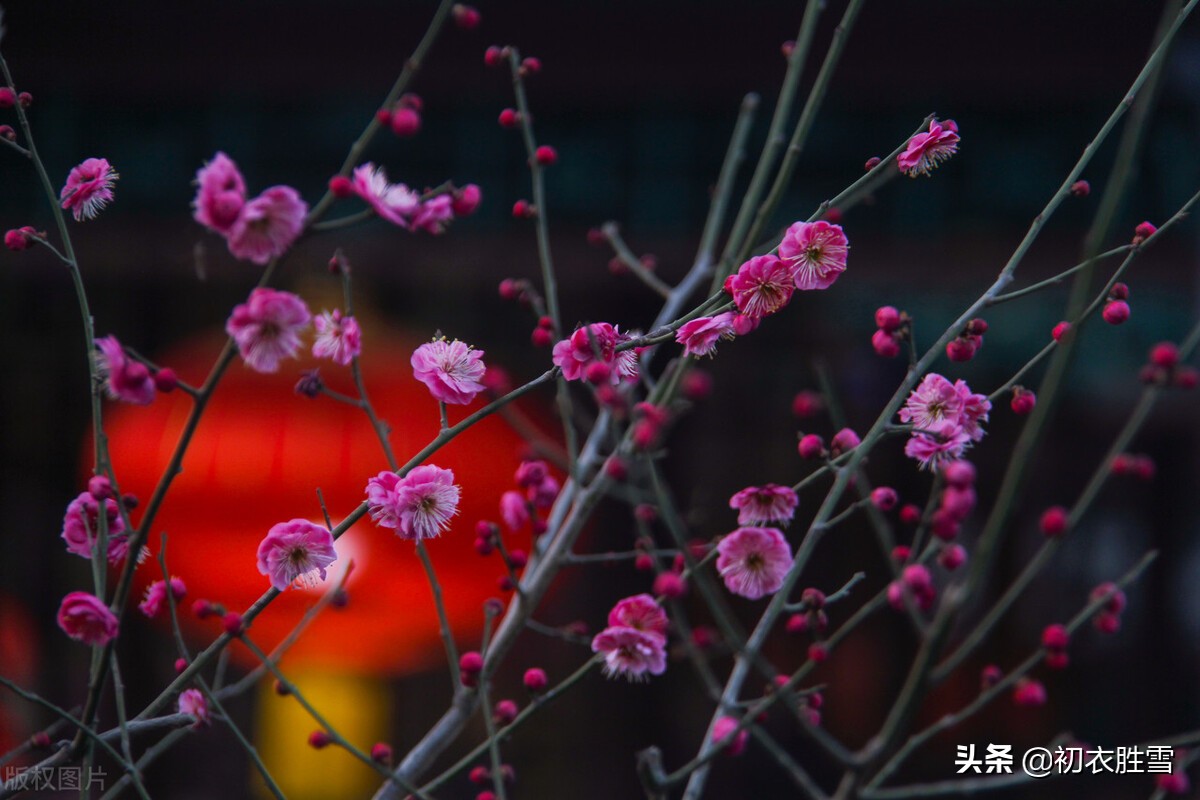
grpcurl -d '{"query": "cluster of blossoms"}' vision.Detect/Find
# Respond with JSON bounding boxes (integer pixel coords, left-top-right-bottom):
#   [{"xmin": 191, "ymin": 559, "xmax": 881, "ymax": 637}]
[
  {"xmin": 897, "ymin": 118, "xmax": 960, "ymax": 178},
  {"xmin": 715, "ymin": 482, "xmax": 800, "ymax": 600},
  {"xmin": 590, "ymin": 594, "xmax": 669, "ymax": 681},
  {"xmin": 552, "ymin": 322, "xmax": 639, "ymax": 384},
  {"xmin": 59, "ymin": 158, "xmax": 119, "ymax": 221},
  {"xmin": 193, "ymin": 152, "xmax": 307, "ymax": 265},
  {"xmin": 899, "ymin": 373, "xmax": 990, "ymax": 469},
  {"xmin": 678, "ymin": 221, "xmax": 850, "ymax": 358},
  {"xmin": 497, "ymin": 459, "xmax": 559, "ymax": 534},
  {"xmin": 411, "ymin": 337, "xmax": 487, "ymax": 405},
  {"xmin": 225, "ymin": 287, "xmax": 364, "ymax": 374},
  {"xmin": 61, "ymin": 490, "xmax": 131, "ymax": 564},
  {"xmin": 256, "ymin": 519, "xmax": 338, "ymax": 591},
  {"xmin": 365, "ymin": 465, "xmax": 461, "ymax": 541}
]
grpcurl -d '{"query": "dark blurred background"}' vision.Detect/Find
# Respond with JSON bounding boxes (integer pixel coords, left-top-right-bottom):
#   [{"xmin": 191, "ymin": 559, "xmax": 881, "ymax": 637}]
[{"xmin": 2, "ymin": 1, "xmax": 1200, "ymax": 798}]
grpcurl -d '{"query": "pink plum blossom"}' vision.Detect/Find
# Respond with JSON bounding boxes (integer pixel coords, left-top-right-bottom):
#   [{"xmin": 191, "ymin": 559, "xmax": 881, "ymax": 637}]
[
  {"xmin": 192, "ymin": 152, "xmax": 246, "ymax": 233},
  {"xmin": 726, "ymin": 255, "xmax": 795, "ymax": 318},
  {"xmin": 365, "ymin": 466, "xmax": 461, "ymax": 540},
  {"xmin": 225, "ymin": 288, "xmax": 311, "ymax": 373},
  {"xmin": 591, "ymin": 626, "xmax": 667, "ymax": 681},
  {"xmin": 61, "ymin": 491, "xmax": 129, "ymax": 563},
  {"xmin": 900, "ymin": 374, "xmax": 990, "ymax": 469},
  {"xmin": 898, "ymin": 119, "xmax": 960, "ymax": 177},
  {"xmin": 411, "ymin": 338, "xmax": 487, "ymax": 405},
  {"xmin": 256, "ymin": 519, "xmax": 338, "ymax": 591},
  {"xmin": 675, "ymin": 313, "xmax": 736, "ymax": 357},
  {"xmin": 778, "ymin": 220, "xmax": 849, "ymax": 291},
  {"xmin": 729, "ymin": 484, "xmax": 799, "ymax": 527},
  {"xmin": 226, "ymin": 186, "xmax": 307, "ymax": 265},
  {"xmin": 551, "ymin": 323, "xmax": 638, "ymax": 384},
  {"xmin": 57, "ymin": 591, "xmax": 119, "ymax": 646},
  {"xmin": 59, "ymin": 158, "xmax": 118, "ymax": 221},
  {"xmin": 955, "ymin": 380, "xmax": 991, "ymax": 442},
  {"xmin": 139, "ymin": 577, "xmax": 187, "ymax": 618},
  {"xmin": 716, "ymin": 526, "xmax": 794, "ymax": 600},
  {"xmin": 178, "ymin": 688, "xmax": 210, "ymax": 728},
  {"xmin": 96, "ymin": 335, "xmax": 155, "ymax": 405},
  {"xmin": 899, "ymin": 373, "xmax": 962, "ymax": 430},
  {"xmin": 312, "ymin": 310, "xmax": 362, "ymax": 366},
  {"xmin": 607, "ymin": 594, "xmax": 668, "ymax": 640},
  {"xmin": 351, "ymin": 163, "xmax": 420, "ymax": 227}
]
